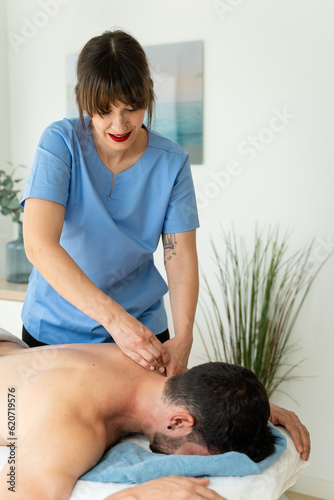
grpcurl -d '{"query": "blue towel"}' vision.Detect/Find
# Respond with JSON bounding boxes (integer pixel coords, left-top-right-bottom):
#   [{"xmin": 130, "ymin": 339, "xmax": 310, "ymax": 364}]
[{"xmin": 81, "ymin": 424, "xmax": 286, "ymax": 484}]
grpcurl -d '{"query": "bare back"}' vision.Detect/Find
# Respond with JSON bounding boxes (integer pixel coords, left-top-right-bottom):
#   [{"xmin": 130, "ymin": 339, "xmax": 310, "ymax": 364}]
[{"xmin": 0, "ymin": 341, "xmax": 150, "ymax": 499}]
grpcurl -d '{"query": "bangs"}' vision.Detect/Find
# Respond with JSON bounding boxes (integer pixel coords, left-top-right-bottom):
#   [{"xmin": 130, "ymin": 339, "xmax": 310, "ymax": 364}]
[{"xmin": 79, "ymin": 54, "xmax": 151, "ymax": 117}]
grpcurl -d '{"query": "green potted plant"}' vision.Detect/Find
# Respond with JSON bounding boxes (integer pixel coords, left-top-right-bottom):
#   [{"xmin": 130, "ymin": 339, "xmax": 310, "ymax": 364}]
[
  {"xmin": 197, "ymin": 225, "xmax": 331, "ymax": 398},
  {"xmin": 0, "ymin": 163, "xmax": 32, "ymax": 283}
]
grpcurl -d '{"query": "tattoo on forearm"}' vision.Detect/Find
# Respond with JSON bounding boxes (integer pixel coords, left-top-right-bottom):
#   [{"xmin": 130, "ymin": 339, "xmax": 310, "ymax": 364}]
[{"xmin": 162, "ymin": 233, "xmax": 177, "ymax": 265}]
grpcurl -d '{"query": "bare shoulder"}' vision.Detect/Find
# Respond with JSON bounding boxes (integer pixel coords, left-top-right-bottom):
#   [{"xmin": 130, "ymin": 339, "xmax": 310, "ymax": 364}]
[
  {"xmin": 0, "ymin": 344, "xmax": 106, "ymax": 441},
  {"xmin": 0, "ymin": 341, "xmax": 26, "ymax": 357},
  {"xmin": 0, "ymin": 342, "xmax": 139, "ymax": 442}
]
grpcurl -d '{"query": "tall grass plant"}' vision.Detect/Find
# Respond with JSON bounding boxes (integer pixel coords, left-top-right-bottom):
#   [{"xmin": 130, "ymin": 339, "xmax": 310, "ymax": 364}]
[{"xmin": 197, "ymin": 226, "xmax": 330, "ymax": 398}]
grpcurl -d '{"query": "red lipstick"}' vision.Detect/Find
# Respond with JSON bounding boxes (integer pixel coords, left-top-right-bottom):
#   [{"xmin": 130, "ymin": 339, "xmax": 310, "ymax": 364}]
[{"xmin": 108, "ymin": 131, "xmax": 132, "ymax": 142}]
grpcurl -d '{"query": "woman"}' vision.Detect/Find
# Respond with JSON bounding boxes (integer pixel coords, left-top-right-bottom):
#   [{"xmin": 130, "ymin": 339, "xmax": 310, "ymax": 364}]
[{"xmin": 21, "ymin": 30, "xmax": 200, "ymax": 376}]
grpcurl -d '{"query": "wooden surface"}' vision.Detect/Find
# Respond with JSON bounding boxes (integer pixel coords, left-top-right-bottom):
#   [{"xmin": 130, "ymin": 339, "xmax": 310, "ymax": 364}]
[
  {"xmin": 287, "ymin": 492, "xmax": 325, "ymax": 500},
  {"xmin": 0, "ymin": 279, "xmax": 27, "ymax": 301}
]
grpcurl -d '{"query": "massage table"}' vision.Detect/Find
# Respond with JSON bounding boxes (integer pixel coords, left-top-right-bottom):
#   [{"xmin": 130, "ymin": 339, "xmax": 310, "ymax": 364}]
[{"xmin": 0, "ymin": 427, "xmax": 308, "ymax": 500}]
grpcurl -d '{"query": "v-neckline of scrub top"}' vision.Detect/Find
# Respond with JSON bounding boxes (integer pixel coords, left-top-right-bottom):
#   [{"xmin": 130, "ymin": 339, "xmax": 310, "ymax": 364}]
[{"xmin": 87, "ymin": 123, "xmax": 150, "ymax": 196}]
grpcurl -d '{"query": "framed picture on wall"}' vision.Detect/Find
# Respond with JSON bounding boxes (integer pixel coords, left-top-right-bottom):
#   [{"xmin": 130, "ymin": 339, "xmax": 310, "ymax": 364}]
[
  {"xmin": 65, "ymin": 39, "xmax": 203, "ymax": 164},
  {"xmin": 145, "ymin": 40, "xmax": 204, "ymax": 165}
]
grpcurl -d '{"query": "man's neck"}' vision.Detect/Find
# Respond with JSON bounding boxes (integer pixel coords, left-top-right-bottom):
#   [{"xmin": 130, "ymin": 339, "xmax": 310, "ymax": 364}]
[{"xmin": 101, "ymin": 359, "xmax": 168, "ymax": 439}]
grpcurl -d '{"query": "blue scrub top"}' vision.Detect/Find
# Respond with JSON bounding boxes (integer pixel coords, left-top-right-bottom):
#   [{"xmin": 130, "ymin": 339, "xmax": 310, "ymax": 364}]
[{"xmin": 21, "ymin": 117, "xmax": 199, "ymax": 344}]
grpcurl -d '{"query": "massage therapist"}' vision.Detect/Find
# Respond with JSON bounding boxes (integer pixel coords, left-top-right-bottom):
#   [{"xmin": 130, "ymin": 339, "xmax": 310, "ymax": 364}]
[{"xmin": 21, "ymin": 30, "xmax": 200, "ymax": 376}]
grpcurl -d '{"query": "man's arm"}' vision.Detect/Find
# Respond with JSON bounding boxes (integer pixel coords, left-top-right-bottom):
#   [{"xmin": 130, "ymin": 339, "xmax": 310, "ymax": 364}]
[
  {"xmin": 105, "ymin": 476, "xmax": 227, "ymax": 500},
  {"xmin": 269, "ymin": 404, "xmax": 310, "ymax": 461},
  {"xmin": 162, "ymin": 230, "xmax": 199, "ymax": 376}
]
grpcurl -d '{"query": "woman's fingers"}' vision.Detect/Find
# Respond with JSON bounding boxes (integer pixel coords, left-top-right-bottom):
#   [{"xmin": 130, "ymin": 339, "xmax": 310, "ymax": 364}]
[
  {"xmin": 136, "ymin": 348, "xmax": 166, "ymax": 373},
  {"xmin": 118, "ymin": 341, "xmax": 166, "ymax": 373},
  {"xmin": 150, "ymin": 334, "xmax": 170, "ymax": 368},
  {"xmin": 126, "ymin": 331, "xmax": 169, "ymax": 372},
  {"xmin": 109, "ymin": 311, "xmax": 169, "ymax": 372}
]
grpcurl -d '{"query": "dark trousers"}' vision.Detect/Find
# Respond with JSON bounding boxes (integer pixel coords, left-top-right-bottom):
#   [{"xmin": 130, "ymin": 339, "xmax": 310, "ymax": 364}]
[{"xmin": 22, "ymin": 325, "xmax": 170, "ymax": 347}]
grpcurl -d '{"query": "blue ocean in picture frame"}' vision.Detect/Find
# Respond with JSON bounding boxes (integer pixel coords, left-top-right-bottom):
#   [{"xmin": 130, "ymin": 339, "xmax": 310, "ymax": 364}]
[
  {"xmin": 145, "ymin": 40, "xmax": 204, "ymax": 165},
  {"xmin": 154, "ymin": 101, "xmax": 203, "ymax": 157},
  {"xmin": 152, "ymin": 101, "xmax": 203, "ymax": 165}
]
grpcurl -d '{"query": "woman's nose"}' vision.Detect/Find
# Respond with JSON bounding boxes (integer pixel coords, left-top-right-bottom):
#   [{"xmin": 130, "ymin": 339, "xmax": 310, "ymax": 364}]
[{"xmin": 111, "ymin": 113, "xmax": 127, "ymax": 133}]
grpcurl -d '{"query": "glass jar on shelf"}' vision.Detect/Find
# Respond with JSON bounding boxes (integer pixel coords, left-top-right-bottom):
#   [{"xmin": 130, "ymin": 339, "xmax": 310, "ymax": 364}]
[{"xmin": 6, "ymin": 222, "xmax": 32, "ymax": 283}]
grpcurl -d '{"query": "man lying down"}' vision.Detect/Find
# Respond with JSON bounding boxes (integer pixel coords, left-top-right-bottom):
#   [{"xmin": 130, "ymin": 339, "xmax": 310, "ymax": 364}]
[{"xmin": 0, "ymin": 333, "xmax": 310, "ymax": 500}]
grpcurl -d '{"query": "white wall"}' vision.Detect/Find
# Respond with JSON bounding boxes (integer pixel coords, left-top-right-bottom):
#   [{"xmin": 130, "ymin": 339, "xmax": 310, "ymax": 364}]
[{"xmin": 3, "ymin": 0, "xmax": 334, "ymax": 496}]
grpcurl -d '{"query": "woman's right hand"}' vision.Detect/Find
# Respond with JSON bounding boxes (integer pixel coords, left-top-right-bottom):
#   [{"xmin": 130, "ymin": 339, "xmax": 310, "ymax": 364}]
[
  {"xmin": 107, "ymin": 476, "xmax": 227, "ymax": 499},
  {"xmin": 106, "ymin": 302, "xmax": 169, "ymax": 373}
]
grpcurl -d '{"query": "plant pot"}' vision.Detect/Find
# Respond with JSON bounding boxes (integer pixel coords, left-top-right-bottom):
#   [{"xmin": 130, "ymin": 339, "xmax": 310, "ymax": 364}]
[{"xmin": 6, "ymin": 223, "xmax": 32, "ymax": 283}]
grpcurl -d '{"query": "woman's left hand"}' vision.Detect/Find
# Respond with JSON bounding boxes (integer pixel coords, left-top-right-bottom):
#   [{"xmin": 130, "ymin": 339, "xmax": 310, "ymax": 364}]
[
  {"xmin": 163, "ymin": 335, "xmax": 193, "ymax": 377},
  {"xmin": 269, "ymin": 403, "xmax": 310, "ymax": 461}
]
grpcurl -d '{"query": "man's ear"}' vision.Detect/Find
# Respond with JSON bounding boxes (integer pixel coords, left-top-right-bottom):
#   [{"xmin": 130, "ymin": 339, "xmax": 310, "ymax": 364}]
[{"xmin": 167, "ymin": 411, "xmax": 194, "ymax": 436}]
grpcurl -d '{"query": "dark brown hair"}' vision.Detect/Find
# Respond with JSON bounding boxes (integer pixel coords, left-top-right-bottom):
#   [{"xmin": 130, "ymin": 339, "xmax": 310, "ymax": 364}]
[
  {"xmin": 164, "ymin": 362, "xmax": 275, "ymax": 462},
  {"xmin": 75, "ymin": 30, "xmax": 155, "ymax": 129}
]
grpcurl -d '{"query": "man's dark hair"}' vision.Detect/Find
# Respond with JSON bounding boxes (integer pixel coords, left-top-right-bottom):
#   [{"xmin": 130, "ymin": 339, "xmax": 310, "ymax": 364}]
[
  {"xmin": 75, "ymin": 29, "xmax": 155, "ymax": 129},
  {"xmin": 163, "ymin": 362, "xmax": 275, "ymax": 462}
]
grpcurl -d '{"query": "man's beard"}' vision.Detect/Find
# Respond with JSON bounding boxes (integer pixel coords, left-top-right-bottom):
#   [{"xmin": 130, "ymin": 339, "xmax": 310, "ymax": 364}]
[{"xmin": 149, "ymin": 432, "xmax": 186, "ymax": 454}]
